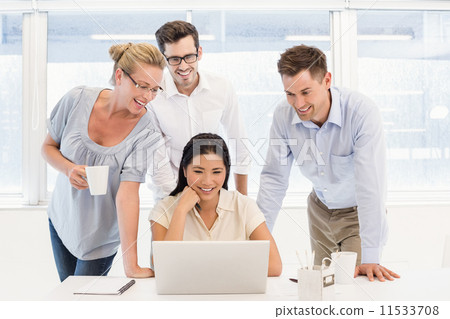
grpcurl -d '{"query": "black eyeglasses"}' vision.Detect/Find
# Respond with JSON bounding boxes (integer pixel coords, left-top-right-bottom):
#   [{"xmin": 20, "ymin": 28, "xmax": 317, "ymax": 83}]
[
  {"xmin": 164, "ymin": 53, "xmax": 198, "ymax": 66},
  {"xmin": 123, "ymin": 70, "xmax": 162, "ymax": 95}
]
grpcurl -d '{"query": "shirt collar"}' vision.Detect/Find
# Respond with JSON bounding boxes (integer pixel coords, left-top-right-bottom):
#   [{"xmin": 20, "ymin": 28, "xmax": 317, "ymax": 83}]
[
  {"xmin": 327, "ymin": 87, "xmax": 342, "ymax": 128},
  {"xmin": 195, "ymin": 71, "xmax": 210, "ymax": 93},
  {"xmin": 291, "ymin": 110, "xmax": 302, "ymax": 126},
  {"xmin": 190, "ymin": 188, "xmax": 234, "ymax": 219},
  {"xmin": 161, "ymin": 70, "xmax": 209, "ymax": 98},
  {"xmin": 290, "ymin": 87, "xmax": 342, "ymax": 128},
  {"xmin": 216, "ymin": 188, "xmax": 235, "ymax": 216},
  {"xmin": 161, "ymin": 70, "xmax": 178, "ymax": 98}
]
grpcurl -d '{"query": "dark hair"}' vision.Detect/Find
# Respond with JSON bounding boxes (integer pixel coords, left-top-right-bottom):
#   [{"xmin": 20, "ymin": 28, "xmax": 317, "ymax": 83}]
[
  {"xmin": 170, "ymin": 133, "xmax": 231, "ymax": 196},
  {"xmin": 277, "ymin": 44, "xmax": 328, "ymax": 82},
  {"xmin": 155, "ymin": 20, "xmax": 200, "ymax": 53}
]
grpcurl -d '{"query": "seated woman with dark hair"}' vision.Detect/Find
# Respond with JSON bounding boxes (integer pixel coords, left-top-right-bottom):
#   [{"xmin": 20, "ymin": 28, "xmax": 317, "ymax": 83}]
[{"xmin": 149, "ymin": 133, "xmax": 282, "ymax": 277}]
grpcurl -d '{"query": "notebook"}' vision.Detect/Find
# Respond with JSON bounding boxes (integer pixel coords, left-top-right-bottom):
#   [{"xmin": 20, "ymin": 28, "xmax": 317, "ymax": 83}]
[
  {"xmin": 153, "ymin": 240, "xmax": 270, "ymax": 295},
  {"xmin": 74, "ymin": 277, "xmax": 135, "ymax": 295}
]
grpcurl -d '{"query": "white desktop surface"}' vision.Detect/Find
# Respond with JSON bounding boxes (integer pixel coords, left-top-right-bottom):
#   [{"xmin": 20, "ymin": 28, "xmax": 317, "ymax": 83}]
[{"xmin": 44, "ymin": 266, "xmax": 450, "ymax": 301}]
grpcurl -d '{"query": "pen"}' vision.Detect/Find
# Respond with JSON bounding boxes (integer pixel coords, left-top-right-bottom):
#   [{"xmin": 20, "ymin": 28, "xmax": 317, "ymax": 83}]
[
  {"xmin": 296, "ymin": 250, "xmax": 304, "ymax": 269},
  {"xmin": 305, "ymin": 249, "xmax": 310, "ymax": 270}
]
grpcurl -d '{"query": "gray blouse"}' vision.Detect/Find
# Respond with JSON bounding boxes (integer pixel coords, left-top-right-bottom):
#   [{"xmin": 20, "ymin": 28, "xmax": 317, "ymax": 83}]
[{"xmin": 47, "ymin": 86, "xmax": 163, "ymax": 260}]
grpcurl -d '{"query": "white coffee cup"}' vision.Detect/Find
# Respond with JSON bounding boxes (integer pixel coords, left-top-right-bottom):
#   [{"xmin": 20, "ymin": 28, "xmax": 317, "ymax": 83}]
[
  {"xmin": 85, "ymin": 166, "xmax": 109, "ymax": 195},
  {"xmin": 331, "ymin": 251, "xmax": 357, "ymax": 284}
]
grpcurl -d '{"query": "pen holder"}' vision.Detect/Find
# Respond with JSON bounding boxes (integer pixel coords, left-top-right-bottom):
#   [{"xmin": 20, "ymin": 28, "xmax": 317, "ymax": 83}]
[{"xmin": 298, "ymin": 265, "xmax": 335, "ymax": 301}]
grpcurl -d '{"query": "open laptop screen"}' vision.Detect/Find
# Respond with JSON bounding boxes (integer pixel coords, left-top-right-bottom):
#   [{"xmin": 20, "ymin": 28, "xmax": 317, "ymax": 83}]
[{"xmin": 153, "ymin": 240, "xmax": 270, "ymax": 295}]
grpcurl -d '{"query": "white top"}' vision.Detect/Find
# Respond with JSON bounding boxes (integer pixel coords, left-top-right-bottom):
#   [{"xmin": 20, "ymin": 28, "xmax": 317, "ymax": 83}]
[
  {"xmin": 149, "ymin": 189, "xmax": 266, "ymax": 240},
  {"xmin": 47, "ymin": 86, "xmax": 174, "ymax": 260},
  {"xmin": 147, "ymin": 70, "xmax": 251, "ymax": 196}
]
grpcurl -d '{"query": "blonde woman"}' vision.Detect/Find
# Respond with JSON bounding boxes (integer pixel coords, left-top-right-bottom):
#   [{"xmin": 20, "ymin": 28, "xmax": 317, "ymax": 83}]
[{"xmin": 42, "ymin": 43, "xmax": 173, "ymax": 281}]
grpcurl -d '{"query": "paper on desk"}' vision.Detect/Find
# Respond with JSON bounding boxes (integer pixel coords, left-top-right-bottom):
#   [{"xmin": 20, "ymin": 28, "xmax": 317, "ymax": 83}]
[{"xmin": 74, "ymin": 277, "xmax": 135, "ymax": 295}]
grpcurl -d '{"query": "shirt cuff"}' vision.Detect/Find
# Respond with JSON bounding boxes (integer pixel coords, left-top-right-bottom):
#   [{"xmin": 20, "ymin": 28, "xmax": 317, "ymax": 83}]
[
  {"xmin": 120, "ymin": 174, "xmax": 145, "ymax": 183},
  {"xmin": 46, "ymin": 119, "xmax": 61, "ymax": 145},
  {"xmin": 231, "ymin": 163, "xmax": 251, "ymax": 175},
  {"xmin": 361, "ymin": 247, "xmax": 382, "ymax": 264}
]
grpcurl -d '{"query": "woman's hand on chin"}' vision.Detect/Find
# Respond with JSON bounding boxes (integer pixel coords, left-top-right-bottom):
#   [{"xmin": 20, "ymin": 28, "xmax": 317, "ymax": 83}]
[{"xmin": 177, "ymin": 186, "xmax": 201, "ymax": 212}]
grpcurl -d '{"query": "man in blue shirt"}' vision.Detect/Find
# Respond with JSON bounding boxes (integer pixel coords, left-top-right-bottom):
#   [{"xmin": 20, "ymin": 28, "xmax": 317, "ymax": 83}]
[{"xmin": 257, "ymin": 45, "xmax": 400, "ymax": 281}]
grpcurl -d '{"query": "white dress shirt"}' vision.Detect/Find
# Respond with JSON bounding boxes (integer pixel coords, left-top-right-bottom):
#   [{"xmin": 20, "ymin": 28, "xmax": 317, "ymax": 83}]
[
  {"xmin": 147, "ymin": 70, "xmax": 251, "ymax": 197},
  {"xmin": 257, "ymin": 87, "xmax": 389, "ymax": 264}
]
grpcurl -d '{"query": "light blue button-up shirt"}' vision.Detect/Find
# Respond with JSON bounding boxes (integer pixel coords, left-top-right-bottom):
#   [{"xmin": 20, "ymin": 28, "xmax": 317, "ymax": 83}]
[{"xmin": 257, "ymin": 87, "xmax": 388, "ymax": 264}]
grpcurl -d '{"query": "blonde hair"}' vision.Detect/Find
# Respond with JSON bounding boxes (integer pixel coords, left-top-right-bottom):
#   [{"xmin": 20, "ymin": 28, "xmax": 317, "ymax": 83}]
[{"xmin": 109, "ymin": 42, "xmax": 166, "ymax": 86}]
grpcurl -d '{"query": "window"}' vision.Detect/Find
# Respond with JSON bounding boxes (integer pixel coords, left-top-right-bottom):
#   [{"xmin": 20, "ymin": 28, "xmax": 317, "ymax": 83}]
[
  {"xmin": 193, "ymin": 10, "xmax": 331, "ymax": 193},
  {"xmin": 45, "ymin": 9, "xmax": 330, "ymax": 197},
  {"xmin": 46, "ymin": 11, "xmax": 186, "ymax": 194},
  {"xmin": 0, "ymin": 14, "xmax": 22, "ymax": 194},
  {"xmin": 357, "ymin": 10, "xmax": 450, "ymax": 191},
  {"xmin": 1, "ymin": 1, "xmax": 448, "ymax": 205}
]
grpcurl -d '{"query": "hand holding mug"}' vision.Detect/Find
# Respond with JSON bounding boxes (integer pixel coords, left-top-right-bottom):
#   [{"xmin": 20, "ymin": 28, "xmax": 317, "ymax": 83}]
[{"xmin": 67, "ymin": 164, "xmax": 88, "ymax": 190}]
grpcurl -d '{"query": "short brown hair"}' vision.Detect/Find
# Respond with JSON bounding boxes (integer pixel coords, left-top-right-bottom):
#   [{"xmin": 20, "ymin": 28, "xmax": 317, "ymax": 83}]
[
  {"xmin": 277, "ymin": 45, "xmax": 327, "ymax": 82},
  {"xmin": 155, "ymin": 20, "xmax": 199, "ymax": 53},
  {"xmin": 108, "ymin": 42, "xmax": 165, "ymax": 86}
]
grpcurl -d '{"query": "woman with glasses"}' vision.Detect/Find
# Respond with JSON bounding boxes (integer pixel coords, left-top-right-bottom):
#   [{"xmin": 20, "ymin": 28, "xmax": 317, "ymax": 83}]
[
  {"xmin": 42, "ymin": 42, "xmax": 174, "ymax": 281},
  {"xmin": 150, "ymin": 133, "xmax": 282, "ymax": 277}
]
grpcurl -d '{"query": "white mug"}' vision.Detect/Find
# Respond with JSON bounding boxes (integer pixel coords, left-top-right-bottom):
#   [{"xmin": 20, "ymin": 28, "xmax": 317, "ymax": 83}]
[
  {"xmin": 85, "ymin": 166, "xmax": 109, "ymax": 196},
  {"xmin": 331, "ymin": 251, "xmax": 357, "ymax": 284}
]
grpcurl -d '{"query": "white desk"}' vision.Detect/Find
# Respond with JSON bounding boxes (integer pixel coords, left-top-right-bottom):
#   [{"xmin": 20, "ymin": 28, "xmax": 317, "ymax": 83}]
[{"xmin": 44, "ymin": 266, "xmax": 450, "ymax": 301}]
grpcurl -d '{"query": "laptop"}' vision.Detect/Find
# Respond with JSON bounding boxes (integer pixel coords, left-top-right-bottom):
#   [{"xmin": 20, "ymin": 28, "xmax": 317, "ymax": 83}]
[{"xmin": 153, "ymin": 240, "xmax": 270, "ymax": 295}]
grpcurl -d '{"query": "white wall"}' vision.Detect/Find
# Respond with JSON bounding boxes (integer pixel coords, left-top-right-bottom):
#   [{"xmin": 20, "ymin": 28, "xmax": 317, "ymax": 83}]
[
  {"xmin": 274, "ymin": 205, "xmax": 450, "ymax": 270},
  {"xmin": 0, "ymin": 204, "xmax": 449, "ymax": 300}
]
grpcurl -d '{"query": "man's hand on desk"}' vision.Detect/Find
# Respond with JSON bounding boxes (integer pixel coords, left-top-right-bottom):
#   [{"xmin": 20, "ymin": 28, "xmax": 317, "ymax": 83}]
[
  {"xmin": 125, "ymin": 266, "xmax": 155, "ymax": 278},
  {"xmin": 354, "ymin": 263, "xmax": 400, "ymax": 282}
]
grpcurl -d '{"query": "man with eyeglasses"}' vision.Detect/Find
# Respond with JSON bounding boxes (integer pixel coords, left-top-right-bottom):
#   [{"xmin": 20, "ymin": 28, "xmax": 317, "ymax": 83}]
[{"xmin": 147, "ymin": 20, "xmax": 250, "ymax": 198}]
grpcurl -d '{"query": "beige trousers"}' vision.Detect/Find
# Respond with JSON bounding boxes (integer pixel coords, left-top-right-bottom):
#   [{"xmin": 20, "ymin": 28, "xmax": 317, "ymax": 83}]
[{"xmin": 307, "ymin": 190, "xmax": 362, "ymax": 265}]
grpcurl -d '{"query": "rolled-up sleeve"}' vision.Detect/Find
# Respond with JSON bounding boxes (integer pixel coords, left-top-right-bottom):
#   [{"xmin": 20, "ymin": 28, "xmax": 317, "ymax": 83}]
[
  {"xmin": 145, "ymin": 110, "xmax": 177, "ymax": 199},
  {"xmin": 47, "ymin": 86, "xmax": 84, "ymax": 144},
  {"xmin": 148, "ymin": 197, "xmax": 172, "ymax": 229},
  {"xmin": 121, "ymin": 128, "xmax": 175, "ymax": 185}
]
